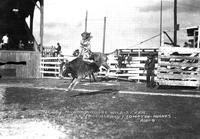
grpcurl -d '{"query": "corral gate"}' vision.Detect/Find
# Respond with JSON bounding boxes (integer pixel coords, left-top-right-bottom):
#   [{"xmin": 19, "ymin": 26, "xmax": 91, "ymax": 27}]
[
  {"xmin": 98, "ymin": 48, "xmax": 158, "ymax": 81},
  {"xmin": 157, "ymin": 46, "xmax": 200, "ymax": 87},
  {"xmin": 40, "ymin": 56, "xmax": 75, "ymax": 78},
  {"xmin": 156, "ymin": 26, "xmax": 200, "ymax": 88}
]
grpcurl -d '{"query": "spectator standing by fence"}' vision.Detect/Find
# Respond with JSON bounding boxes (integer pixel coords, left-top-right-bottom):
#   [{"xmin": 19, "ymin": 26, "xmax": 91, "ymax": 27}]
[
  {"xmin": 53, "ymin": 43, "xmax": 62, "ymax": 57},
  {"xmin": 144, "ymin": 52, "xmax": 156, "ymax": 88},
  {"xmin": 116, "ymin": 54, "xmax": 126, "ymax": 74},
  {"xmin": 117, "ymin": 54, "xmax": 125, "ymax": 68},
  {"xmin": 126, "ymin": 53, "xmax": 132, "ymax": 65}
]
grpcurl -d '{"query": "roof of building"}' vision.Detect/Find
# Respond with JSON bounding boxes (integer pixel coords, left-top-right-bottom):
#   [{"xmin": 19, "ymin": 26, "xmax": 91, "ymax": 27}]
[{"xmin": 0, "ymin": 0, "xmax": 42, "ymax": 18}]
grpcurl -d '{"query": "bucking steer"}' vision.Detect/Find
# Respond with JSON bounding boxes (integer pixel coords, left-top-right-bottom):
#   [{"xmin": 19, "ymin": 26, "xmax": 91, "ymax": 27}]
[{"xmin": 60, "ymin": 52, "xmax": 109, "ymax": 91}]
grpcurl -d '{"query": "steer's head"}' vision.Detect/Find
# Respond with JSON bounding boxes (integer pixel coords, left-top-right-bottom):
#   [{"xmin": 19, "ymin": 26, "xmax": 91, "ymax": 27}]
[{"xmin": 59, "ymin": 61, "xmax": 71, "ymax": 78}]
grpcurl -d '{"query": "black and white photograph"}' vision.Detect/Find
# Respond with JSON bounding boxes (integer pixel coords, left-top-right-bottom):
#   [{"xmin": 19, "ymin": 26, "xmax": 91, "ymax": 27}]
[{"xmin": 0, "ymin": 0, "xmax": 200, "ymax": 138}]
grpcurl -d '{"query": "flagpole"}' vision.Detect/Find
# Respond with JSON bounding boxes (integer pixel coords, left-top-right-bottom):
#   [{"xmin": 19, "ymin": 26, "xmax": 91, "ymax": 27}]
[
  {"xmin": 85, "ymin": 10, "xmax": 88, "ymax": 32},
  {"xmin": 174, "ymin": 0, "xmax": 177, "ymax": 46},
  {"xmin": 160, "ymin": 0, "xmax": 163, "ymax": 47}
]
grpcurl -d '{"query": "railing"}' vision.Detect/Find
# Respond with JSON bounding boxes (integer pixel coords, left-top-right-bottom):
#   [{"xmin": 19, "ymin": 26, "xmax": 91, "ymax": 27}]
[
  {"xmin": 99, "ymin": 57, "xmax": 158, "ymax": 81},
  {"xmin": 40, "ymin": 47, "xmax": 200, "ymax": 88},
  {"xmin": 40, "ymin": 56, "xmax": 75, "ymax": 78},
  {"xmin": 99, "ymin": 48, "xmax": 158, "ymax": 81},
  {"xmin": 40, "ymin": 48, "xmax": 158, "ymax": 82},
  {"xmin": 157, "ymin": 46, "xmax": 200, "ymax": 87}
]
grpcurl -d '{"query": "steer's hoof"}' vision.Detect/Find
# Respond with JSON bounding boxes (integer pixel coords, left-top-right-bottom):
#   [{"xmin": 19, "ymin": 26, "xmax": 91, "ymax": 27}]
[{"xmin": 67, "ymin": 88, "xmax": 73, "ymax": 92}]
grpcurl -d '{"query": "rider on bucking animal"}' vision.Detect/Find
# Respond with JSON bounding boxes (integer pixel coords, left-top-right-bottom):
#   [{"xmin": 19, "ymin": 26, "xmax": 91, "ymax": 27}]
[{"xmin": 79, "ymin": 32, "xmax": 93, "ymax": 63}]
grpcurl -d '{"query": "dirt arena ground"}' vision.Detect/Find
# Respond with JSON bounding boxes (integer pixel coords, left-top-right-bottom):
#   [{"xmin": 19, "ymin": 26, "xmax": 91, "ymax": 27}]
[{"xmin": 0, "ymin": 78, "xmax": 200, "ymax": 139}]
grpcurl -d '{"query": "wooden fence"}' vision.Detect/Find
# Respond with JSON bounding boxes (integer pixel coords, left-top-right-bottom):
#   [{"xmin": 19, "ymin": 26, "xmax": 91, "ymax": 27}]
[
  {"xmin": 40, "ymin": 48, "xmax": 158, "ymax": 82},
  {"xmin": 0, "ymin": 50, "xmax": 41, "ymax": 78},
  {"xmin": 40, "ymin": 56, "xmax": 75, "ymax": 78},
  {"xmin": 98, "ymin": 48, "xmax": 158, "ymax": 81},
  {"xmin": 40, "ymin": 47, "xmax": 200, "ymax": 88},
  {"xmin": 157, "ymin": 46, "xmax": 200, "ymax": 87}
]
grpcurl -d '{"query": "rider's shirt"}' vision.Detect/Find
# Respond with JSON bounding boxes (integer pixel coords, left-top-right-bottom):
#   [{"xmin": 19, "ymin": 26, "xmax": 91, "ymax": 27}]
[
  {"xmin": 80, "ymin": 39, "xmax": 91, "ymax": 59},
  {"xmin": 80, "ymin": 39, "xmax": 91, "ymax": 49}
]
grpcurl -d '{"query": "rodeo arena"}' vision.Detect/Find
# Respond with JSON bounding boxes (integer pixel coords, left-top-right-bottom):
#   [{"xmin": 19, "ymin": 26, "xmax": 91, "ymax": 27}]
[{"xmin": 0, "ymin": 0, "xmax": 200, "ymax": 139}]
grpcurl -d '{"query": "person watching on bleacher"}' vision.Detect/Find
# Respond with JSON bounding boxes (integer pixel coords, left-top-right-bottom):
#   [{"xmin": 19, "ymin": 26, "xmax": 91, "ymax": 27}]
[{"xmin": 1, "ymin": 33, "xmax": 9, "ymax": 49}]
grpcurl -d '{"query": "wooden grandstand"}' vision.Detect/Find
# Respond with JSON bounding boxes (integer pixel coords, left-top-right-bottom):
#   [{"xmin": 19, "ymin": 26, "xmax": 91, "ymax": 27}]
[{"xmin": 0, "ymin": 0, "xmax": 44, "ymax": 78}]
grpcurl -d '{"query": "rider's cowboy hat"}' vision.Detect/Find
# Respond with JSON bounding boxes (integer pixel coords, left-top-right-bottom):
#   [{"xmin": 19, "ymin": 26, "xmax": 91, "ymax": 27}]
[{"xmin": 81, "ymin": 32, "xmax": 92, "ymax": 39}]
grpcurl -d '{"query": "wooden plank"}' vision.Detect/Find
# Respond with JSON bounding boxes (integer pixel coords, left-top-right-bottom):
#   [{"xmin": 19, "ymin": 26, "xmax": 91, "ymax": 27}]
[
  {"xmin": 131, "ymin": 57, "xmax": 147, "ymax": 61},
  {"xmin": 124, "ymin": 63, "xmax": 145, "ymax": 68},
  {"xmin": 157, "ymin": 68, "xmax": 198, "ymax": 74},
  {"xmin": 128, "ymin": 76, "xmax": 146, "ymax": 80},
  {"xmin": 115, "ymin": 73, "xmax": 140, "ymax": 77},
  {"xmin": 157, "ymin": 73, "xmax": 198, "ymax": 80},
  {"xmin": 159, "ymin": 61, "xmax": 199, "ymax": 67},
  {"xmin": 157, "ymin": 80, "xmax": 199, "ymax": 87},
  {"xmin": 0, "ymin": 69, "xmax": 16, "ymax": 77},
  {"xmin": 128, "ymin": 70, "xmax": 144, "ymax": 74},
  {"xmin": 42, "ymin": 76, "xmax": 60, "ymax": 79},
  {"xmin": 159, "ymin": 55, "xmax": 200, "ymax": 60},
  {"xmin": 160, "ymin": 46, "xmax": 200, "ymax": 54},
  {"xmin": 40, "ymin": 66, "xmax": 60, "ymax": 69},
  {"xmin": 0, "ymin": 51, "xmax": 40, "ymax": 78},
  {"xmin": 110, "ymin": 68, "xmax": 142, "ymax": 71},
  {"xmin": 40, "ymin": 61, "xmax": 60, "ymax": 64},
  {"xmin": 40, "ymin": 71, "xmax": 59, "ymax": 74},
  {"xmin": 120, "ymin": 49, "xmax": 157, "ymax": 53},
  {"xmin": 41, "ymin": 56, "xmax": 74, "ymax": 60},
  {"xmin": 126, "ymin": 61, "xmax": 140, "ymax": 64}
]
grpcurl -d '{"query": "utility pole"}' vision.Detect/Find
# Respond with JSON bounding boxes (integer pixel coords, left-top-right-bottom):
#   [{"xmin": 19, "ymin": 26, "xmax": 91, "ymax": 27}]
[
  {"xmin": 40, "ymin": 0, "xmax": 44, "ymax": 53},
  {"xmin": 85, "ymin": 10, "xmax": 88, "ymax": 32},
  {"xmin": 160, "ymin": 0, "xmax": 163, "ymax": 46},
  {"xmin": 102, "ymin": 17, "xmax": 106, "ymax": 53},
  {"xmin": 174, "ymin": 0, "xmax": 177, "ymax": 46}
]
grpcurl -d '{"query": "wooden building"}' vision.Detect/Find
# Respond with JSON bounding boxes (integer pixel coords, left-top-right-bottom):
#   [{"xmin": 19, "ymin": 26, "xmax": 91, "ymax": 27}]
[
  {"xmin": 157, "ymin": 26, "xmax": 200, "ymax": 88},
  {"xmin": 0, "ymin": 0, "xmax": 44, "ymax": 78}
]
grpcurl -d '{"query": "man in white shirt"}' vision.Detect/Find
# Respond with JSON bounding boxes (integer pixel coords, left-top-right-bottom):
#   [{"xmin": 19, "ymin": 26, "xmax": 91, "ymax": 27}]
[{"xmin": 1, "ymin": 34, "xmax": 9, "ymax": 49}]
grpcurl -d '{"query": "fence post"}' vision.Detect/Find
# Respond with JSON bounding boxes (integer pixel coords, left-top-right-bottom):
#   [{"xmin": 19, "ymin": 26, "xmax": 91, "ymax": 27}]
[
  {"xmin": 137, "ymin": 48, "xmax": 141, "ymax": 83},
  {"xmin": 198, "ymin": 51, "xmax": 200, "ymax": 89},
  {"xmin": 40, "ymin": 58, "xmax": 43, "ymax": 78}
]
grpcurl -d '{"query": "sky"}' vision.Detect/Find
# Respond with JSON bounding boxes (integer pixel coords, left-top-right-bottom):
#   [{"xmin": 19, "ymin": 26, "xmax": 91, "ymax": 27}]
[{"xmin": 32, "ymin": 0, "xmax": 200, "ymax": 55}]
